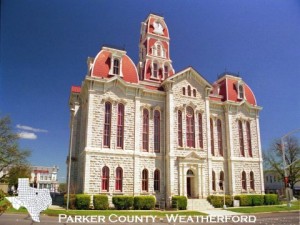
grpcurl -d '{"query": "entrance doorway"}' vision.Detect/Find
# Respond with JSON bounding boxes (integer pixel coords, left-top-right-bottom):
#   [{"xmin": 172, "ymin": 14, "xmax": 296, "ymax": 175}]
[{"xmin": 186, "ymin": 169, "xmax": 195, "ymax": 198}]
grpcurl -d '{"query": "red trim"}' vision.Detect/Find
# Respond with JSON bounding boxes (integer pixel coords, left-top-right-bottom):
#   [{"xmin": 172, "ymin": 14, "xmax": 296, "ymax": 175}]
[{"xmin": 71, "ymin": 86, "xmax": 81, "ymax": 93}]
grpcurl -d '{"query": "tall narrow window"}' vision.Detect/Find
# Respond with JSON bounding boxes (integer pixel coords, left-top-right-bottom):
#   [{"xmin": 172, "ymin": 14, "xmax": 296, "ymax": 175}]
[
  {"xmin": 219, "ymin": 171, "xmax": 224, "ymax": 191},
  {"xmin": 117, "ymin": 104, "xmax": 124, "ymax": 148},
  {"xmin": 188, "ymin": 85, "xmax": 191, "ymax": 96},
  {"xmin": 102, "ymin": 166, "xmax": 109, "ymax": 191},
  {"xmin": 104, "ymin": 102, "xmax": 112, "ymax": 147},
  {"xmin": 242, "ymin": 171, "xmax": 247, "ymax": 190},
  {"xmin": 246, "ymin": 121, "xmax": 252, "ymax": 157},
  {"xmin": 178, "ymin": 111, "xmax": 183, "ymax": 147},
  {"xmin": 239, "ymin": 121, "xmax": 245, "ymax": 156},
  {"xmin": 142, "ymin": 109, "xmax": 149, "ymax": 151},
  {"xmin": 157, "ymin": 45, "xmax": 161, "ymax": 57},
  {"xmin": 164, "ymin": 65, "xmax": 168, "ymax": 78},
  {"xmin": 154, "ymin": 110, "xmax": 160, "ymax": 152},
  {"xmin": 154, "ymin": 169, "xmax": 160, "ymax": 191},
  {"xmin": 153, "ymin": 63, "xmax": 158, "ymax": 78},
  {"xmin": 217, "ymin": 119, "xmax": 223, "ymax": 156},
  {"xmin": 250, "ymin": 171, "xmax": 255, "ymax": 190},
  {"xmin": 212, "ymin": 170, "xmax": 216, "ymax": 191},
  {"xmin": 193, "ymin": 89, "xmax": 196, "ymax": 97},
  {"xmin": 115, "ymin": 167, "xmax": 123, "ymax": 191},
  {"xmin": 186, "ymin": 107, "xmax": 195, "ymax": 148},
  {"xmin": 210, "ymin": 119, "xmax": 215, "ymax": 156},
  {"xmin": 182, "ymin": 87, "xmax": 186, "ymax": 95},
  {"xmin": 198, "ymin": 113, "xmax": 203, "ymax": 148},
  {"xmin": 238, "ymin": 84, "xmax": 244, "ymax": 99},
  {"xmin": 142, "ymin": 169, "xmax": 148, "ymax": 192},
  {"xmin": 113, "ymin": 59, "xmax": 120, "ymax": 75}
]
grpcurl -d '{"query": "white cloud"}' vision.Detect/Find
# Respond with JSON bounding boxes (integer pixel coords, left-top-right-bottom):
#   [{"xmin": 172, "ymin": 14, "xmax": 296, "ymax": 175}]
[
  {"xmin": 18, "ymin": 132, "xmax": 37, "ymax": 140},
  {"xmin": 16, "ymin": 124, "xmax": 48, "ymax": 133}
]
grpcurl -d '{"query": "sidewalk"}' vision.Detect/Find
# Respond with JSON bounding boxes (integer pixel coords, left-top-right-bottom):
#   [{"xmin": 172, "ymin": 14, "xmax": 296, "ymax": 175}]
[
  {"xmin": 48, "ymin": 205, "xmax": 65, "ymax": 210},
  {"xmin": 200, "ymin": 209, "xmax": 244, "ymax": 215}
]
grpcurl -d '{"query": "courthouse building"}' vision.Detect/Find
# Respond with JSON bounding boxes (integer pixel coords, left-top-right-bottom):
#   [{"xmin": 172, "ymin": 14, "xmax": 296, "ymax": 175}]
[{"xmin": 68, "ymin": 14, "xmax": 264, "ymax": 206}]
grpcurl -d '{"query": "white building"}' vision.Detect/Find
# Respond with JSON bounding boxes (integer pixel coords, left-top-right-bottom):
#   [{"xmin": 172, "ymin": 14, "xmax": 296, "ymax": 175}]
[
  {"xmin": 68, "ymin": 14, "xmax": 264, "ymax": 206},
  {"xmin": 30, "ymin": 166, "xmax": 59, "ymax": 192}
]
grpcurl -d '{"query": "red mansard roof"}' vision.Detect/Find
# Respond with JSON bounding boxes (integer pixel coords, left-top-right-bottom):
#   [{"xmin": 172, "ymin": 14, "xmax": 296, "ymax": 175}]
[
  {"xmin": 91, "ymin": 49, "xmax": 139, "ymax": 83},
  {"xmin": 71, "ymin": 86, "xmax": 81, "ymax": 93}
]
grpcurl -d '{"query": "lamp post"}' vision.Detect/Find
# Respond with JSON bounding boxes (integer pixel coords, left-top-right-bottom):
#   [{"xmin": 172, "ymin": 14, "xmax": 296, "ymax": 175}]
[
  {"xmin": 280, "ymin": 128, "xmax": 300, "ymax": 207},
  {"xmin": 66, "ymin": 108, "xmax": 75, "ymax": 210}
]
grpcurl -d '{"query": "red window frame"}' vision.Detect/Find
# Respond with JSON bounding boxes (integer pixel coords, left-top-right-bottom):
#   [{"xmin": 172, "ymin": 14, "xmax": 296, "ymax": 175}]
[
  {"xmin": 186, "ymin": 107, "xmax": 195, "ymax": 148},
  {"xmin": 246, "ymin": 121, "xmax": 252, "ymax": 157},
  {"xmin": 210, "ymin": 119, "xmax": 215, "ymax": 156},
  {"xmin": 142, "ymin": 169, "xmax": 148, "ymax": 192},
  {"xmin": 178, "ymin": 111, "xmax": 183, "ymax": 147},
  {"xmin": 212, "ymin": 170, "xmax": 216, "ymax": 191},
  {"xmin": 102, "ymin": 166, "xmax": 109, "ymax": 191},
  {"xmin": 154, "ymin": 169, "xmax": 160, "ymax": 192},
  {"xmin": 104, "ymin": 102, "xmax": 111, "ymax": 147},
  {"xmin": 154, "ymin": 110, "xmax": 160, "ymax": 152},
  {"xmin": 217, "ymin": 119, "xmax": 223, "ymax": 156},
  {"xmin": 239, "ymin": 121, "xmax": 245, "ymax": 156},
  {"xmin": 250, "ymin": 171, "xmax": 255, "ymax": 190},
  {"xmin": 198, "ymin": 113, "xmax": 203, "ymax": 148},
  {"xmin": 142, "ymin": 109, "xmax": 149, "ymax": 151},
  {"xmin": 242, "ymin": 171, "xmax": 247, "ymax": 190},
  {"xmin": 117, "ymin": 103, "xmax": 124, "ymax": 149},
  {"xmin": 115, "ymin": 167, "xmax": 123, "ymax": 191}
]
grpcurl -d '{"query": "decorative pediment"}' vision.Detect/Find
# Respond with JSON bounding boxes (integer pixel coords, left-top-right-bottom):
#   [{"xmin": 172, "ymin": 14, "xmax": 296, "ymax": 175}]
[{"xmin": 182, "ymin": 151, "xmax": 203, "ymax": 160}]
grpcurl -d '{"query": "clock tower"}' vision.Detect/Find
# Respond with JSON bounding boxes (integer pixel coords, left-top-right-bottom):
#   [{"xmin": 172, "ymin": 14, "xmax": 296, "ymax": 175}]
[{"xmin": 137, "ymin": 14, "xmax": 174, "ymax": 87}]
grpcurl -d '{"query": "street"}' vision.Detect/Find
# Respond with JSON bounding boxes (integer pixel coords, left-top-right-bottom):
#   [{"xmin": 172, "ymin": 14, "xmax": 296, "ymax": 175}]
[{"xmin": 0, "ymin": 211, "xmax": 299, "ymax": 225}]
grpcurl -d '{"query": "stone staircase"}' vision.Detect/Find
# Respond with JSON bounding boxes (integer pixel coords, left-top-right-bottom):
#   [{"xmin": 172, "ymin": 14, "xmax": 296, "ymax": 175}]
[{"xmin": 187, "ymin": 199, "xmax": 214, "ymax": 211}]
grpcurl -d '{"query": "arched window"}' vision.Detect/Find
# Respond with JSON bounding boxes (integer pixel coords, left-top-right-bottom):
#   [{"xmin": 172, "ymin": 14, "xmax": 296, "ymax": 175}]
[
  {"xmin": 212, "ymin": 170, "xmax": 216, "ymax": 191},
  {"xmin": 154, "ymin": 169, "xmax": 160, "ymax": 191},
  {"xmin": 198, "ymin": 113, "xmax": 203, "ymax": 148},
  {"xmin": 250, "ymin": 171, "xmax": 255, "ymax": 190},
  {"xmin": 117, "ymin": 103, "xmax": 124, "ymax": 149},
  {"xmin": 193, "ymin": 89, "xmax": 196, "ymax": 97},
  {"xmin": 238, "ymin": 121, "xmax": 245, "ymax": 156},
  {"xmin": 142, "ymin": 109, "xmax": 149, "ymax": 151},
  {"xmin": 182, "ymin": 87, "xmax": 186, "ymax": 95},
  {"xmin": 102, "ymin": 166, "xmax": 109, "ymax": 191},
  {"xmin": 157, "ymin": 45, "xmax": 161, "ymax": 57},
  {"xmin": 188, "ymin": 85, "xmax": 191, "ymax": 96},
  {"xmin": 178, "ymin": 111, "xmax": 183, "ymax": 147},
  {"xmin": 210, "ymin": 119, "xmax": 215, "ymax": 156},
  {"xmin": 246, "ymin": 121, "xmax": 252, "ymax": 157},
  {"xmin": 104, "ymin": 102, "xmax": 112, "ymax": 147},
  {"xmin": 154, "ymin": 110, "xmax": 160, "ymax": 152},
  {"xmin": 217, "ymin": 119, "xmax": 223, "ymax": 156},
  {"xmin": 186, "ymin": 107, "xmax": 195, "ymax": 148},
  {"xmin": 238, "ymin": 84, "xmax": 244, "ymax": 99},
  {"xmin": 142, "ymin": 169, "xmax": 148, "ymax": 192},
  {"xmin": 113, "ymin": 58, "xmax": 120, "ymax": 75},
  {"xmin": 115, "ymin": 167, "xmax": 123, "ymax": 191},
  {"xmin": 153, "ymin": 63, "xmax": 158, "ymax": 78},
  {"xmin": 242, "ymin": 171, "xmax": 247, "ymax": 190},
  {"xmin": 219, "ymin": 171, "xmax": 224, "ymax": 191}
]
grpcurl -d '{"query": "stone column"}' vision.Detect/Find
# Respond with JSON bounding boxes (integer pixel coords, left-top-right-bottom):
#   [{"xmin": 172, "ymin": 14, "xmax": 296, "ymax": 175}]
[
  {"xmin": 256, "ymin": 116, "xmax": 265, "ymax": 194},
  {"xmin": 197, "ymin": 164, "xmax": 201, "ymax": 198},
  {"xmin": 205, "ymin": 96, "xmax": 212, "ymax": 196},
  {"xmin": 133, "ymin": 95, "xmax": 141, "ymax": 195}
]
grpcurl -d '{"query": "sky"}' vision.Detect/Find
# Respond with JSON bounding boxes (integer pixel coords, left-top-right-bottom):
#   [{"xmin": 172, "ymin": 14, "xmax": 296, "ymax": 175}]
[{"xmin": 1, "ymin": 0, "xmax": 300, "ymax": 182}]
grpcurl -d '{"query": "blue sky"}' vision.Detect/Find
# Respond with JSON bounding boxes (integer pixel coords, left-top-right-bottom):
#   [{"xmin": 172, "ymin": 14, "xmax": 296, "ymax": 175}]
[{"xmin": 1, "ymin": 0, "xmax": 299, "ymax": 182}]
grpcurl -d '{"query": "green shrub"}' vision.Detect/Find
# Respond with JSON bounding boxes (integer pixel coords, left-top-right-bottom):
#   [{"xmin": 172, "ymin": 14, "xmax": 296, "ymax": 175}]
[
  {"xmin": 93, "ymin": 195, "xmax": 109, "ymax": 210},
  {"xmin": 75, "ymin": 194, "xmax": 90, "ymax": 210},
  {"xmin": 0, "ymin": 190, "xmax": 6, "ymax": 201},
  {"xmin": 234, "ymin": 195, "xmax": 252, "ymax": 206},
  {"xmin": 264, "ymin": 194, "xmax": 279, "ymax": 205},
  {"xmin": 171, "ymin": 196, "xmax": 187, "ymax": 210},
  {"xmin": 64, "ymin": 194, "xmax": 76, "ymax": 209},
  {"xmin": 134, "ymin": 196, "xmax": 156, "ymax": 210},
  {"xmin": 112, "ymin": 196, "xmax": 134, "ymax": 210},
  {"xmin": 251, "ymin": 195, "xmax": 264, "ymax": 206},
  {"xmin": 207, "ymin": 195, "xmax": 233, "ymax": 208}
]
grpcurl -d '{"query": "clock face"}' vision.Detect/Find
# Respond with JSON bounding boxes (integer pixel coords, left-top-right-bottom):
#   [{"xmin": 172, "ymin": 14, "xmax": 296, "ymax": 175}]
[{"xmin": 153, "ymin": 21, "xmax": 164, "ymax": 35}]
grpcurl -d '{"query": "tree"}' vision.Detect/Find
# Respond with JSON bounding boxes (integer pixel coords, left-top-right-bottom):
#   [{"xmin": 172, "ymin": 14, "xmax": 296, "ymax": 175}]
[
  {"xmin": 0, "ymin": 116, "xmax": 31, "ymax": 183},
  {"xmin": 264, "ymin": 136, "xmax": 300, "ymax": 190},
  {"xmin": 58, "ymin": 183, "xmax": 67, "ymax": 193},
  {"xmin": 7, "ymin": 164, "xmax": 31, "ymax": 189}
]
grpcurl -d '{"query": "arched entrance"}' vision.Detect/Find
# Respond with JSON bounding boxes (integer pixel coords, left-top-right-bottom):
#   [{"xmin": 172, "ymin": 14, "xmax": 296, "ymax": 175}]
[{"xmin": 187, "ymin": 169, "xmax": 195, "ymax": 198}]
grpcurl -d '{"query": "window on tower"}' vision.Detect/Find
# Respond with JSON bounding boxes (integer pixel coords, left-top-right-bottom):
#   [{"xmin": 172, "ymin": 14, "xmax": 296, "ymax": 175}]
[
  {"xmin": 186, "ymin": 107, "xmax": 195, "ymax": 148},
  {"xmin": 113, "ymin": 58, "xmax": 120, "ymax": 75},
  {"xmin": 153, "ymin": 63, "xmax": 158, "ymax": 78}
]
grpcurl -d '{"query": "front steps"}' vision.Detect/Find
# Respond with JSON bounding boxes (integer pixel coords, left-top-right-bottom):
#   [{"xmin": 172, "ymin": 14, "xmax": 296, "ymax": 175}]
[{"xmin": 187, "ymin": 199, "xmax": 214, "ymax": 211}]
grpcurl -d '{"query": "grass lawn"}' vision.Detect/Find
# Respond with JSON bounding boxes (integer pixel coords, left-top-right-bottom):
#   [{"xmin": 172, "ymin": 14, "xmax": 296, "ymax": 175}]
[{"xmin": 228, "ymin": 200, "xmax": 300, "ymax": 213}]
